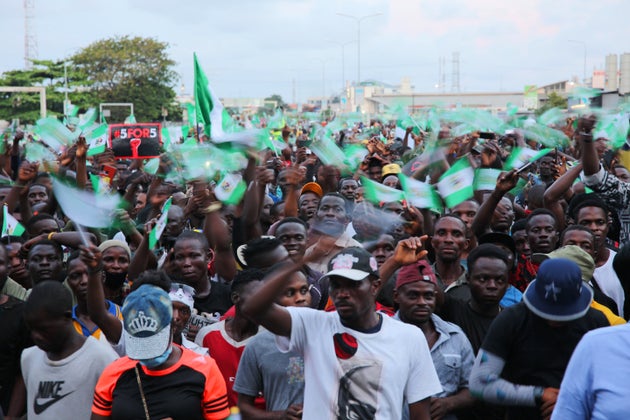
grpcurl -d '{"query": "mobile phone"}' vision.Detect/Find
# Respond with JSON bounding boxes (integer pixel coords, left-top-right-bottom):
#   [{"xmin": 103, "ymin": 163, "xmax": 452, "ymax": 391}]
[{"xmin": 479, "ymin": 132, "xmax": 495, "ymax": 140}]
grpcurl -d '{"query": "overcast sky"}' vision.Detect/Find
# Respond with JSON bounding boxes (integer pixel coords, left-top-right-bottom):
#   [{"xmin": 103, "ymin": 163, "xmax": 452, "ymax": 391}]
[{"xmin": 2, "ymin": 0, "xmax": 629, "ymax": 103}]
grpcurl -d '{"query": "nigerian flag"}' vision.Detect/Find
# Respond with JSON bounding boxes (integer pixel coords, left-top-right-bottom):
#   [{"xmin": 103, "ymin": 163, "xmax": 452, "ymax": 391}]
[
  {"xmin": 360, "ymin": 176, "xmax": 405, "ymax": 204},
  {"xmin": 2, "ymin": 205, "xmax": 25, "ymax": 237},
  {"xmin": 437, "ymin": 158, "xmax": 475, "ymax": 208},
  {"xmin": 473, "ymin": 168, "xmax": 502, "ymax": 191},
  {"xmin": 215, "ymin": 173, "xmax": 247, "ymax": 205},
  {"xmin": 398, "ymin": 173, "xmax": 442, "ymax": 212},
  {"xmin": 504, "ymin": 147, "xmax": 552, "ymax": 170},
  {"xmin": 52, "ymin": 177, "xmax": 123, "ymax": 228},
  {"xmin": 194, "ymin": 53, "xmax": 225, "ymax": 138},
  {"xmin": 149, "ymin": 197, "xmax": 172, "ymax": 249},
  {"xmin": 86, "ymin": 124, "xmax": 108, "ymax": 156}
]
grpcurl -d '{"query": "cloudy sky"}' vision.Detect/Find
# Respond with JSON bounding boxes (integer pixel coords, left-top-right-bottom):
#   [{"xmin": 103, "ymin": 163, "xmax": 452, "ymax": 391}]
[{"xmin": 2, "ymin": 0, "xmax": 629, "ymax": 103}]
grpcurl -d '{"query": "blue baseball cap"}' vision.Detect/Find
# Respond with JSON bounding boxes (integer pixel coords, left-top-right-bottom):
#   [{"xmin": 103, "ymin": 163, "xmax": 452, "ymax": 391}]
[
  {"xmin": 523, "ymin": 258, "xmax": 593, "ymax": 322},
  {"xmin": 122, "ymin": 285, "xmax": 173, "ymax": 360}
]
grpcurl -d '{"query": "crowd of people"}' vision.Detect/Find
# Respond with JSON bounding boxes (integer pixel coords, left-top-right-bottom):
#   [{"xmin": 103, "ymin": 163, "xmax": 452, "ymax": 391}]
[{"xmin": 1, "ymin": 109, "xmax": 630, "ymax": 420}]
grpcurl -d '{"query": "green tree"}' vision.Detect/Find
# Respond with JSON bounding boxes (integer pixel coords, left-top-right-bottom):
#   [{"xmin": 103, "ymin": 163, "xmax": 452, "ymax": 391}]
[
  {"xmin": 264, "ymin": 94, "xmax": 286, "ymax": 109},
  {"xmin": 536, "ymin": 91, "xmax": 568, "ymax": 116},
  {"xmin": 0, "ymin": 59, "xmax": 93, "ymax": 123},
  {"xmin": 71, "ymin": 36, "xmax": 180, "ymax": 122}
]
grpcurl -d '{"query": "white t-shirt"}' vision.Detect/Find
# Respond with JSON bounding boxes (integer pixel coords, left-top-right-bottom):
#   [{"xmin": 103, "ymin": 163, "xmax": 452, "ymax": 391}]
[
  {"xmin": 277, "ymin": 307, "xmax": 442, "ymax": 419},
  {"xmin": 594, "ymin": 249, "xmax": 625, "ymax": 317},
  {"xmin": 21, "ymin": 336, "xmax": 118, "ymax": 420}
]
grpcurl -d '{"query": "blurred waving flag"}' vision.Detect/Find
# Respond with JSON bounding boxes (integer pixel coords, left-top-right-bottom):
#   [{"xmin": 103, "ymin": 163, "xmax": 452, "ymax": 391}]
[
  {"xmin": 504, "ymin": 147, "xmax": 552, "ymax": 170},
  {"xmin": 360, "ymin": 176, "xmax": 406, "ymax": 204},
  {"xmin": 398, "ymin": 173, "xmax": 442, "ymax": 212},
  {"xmin": 149, "ymin": 197, "xmax": 172, "ymax": 249},
  {"xmin": 52, "ymin": 177, "xmax": 123, "ymax": 228},
  {"xmin": 1, "ymin": 205, "xmax": 25, "ymax": 237},
  {"xmin": 437, "ymin": 158, "xmax": 474, "ymax": 208}
]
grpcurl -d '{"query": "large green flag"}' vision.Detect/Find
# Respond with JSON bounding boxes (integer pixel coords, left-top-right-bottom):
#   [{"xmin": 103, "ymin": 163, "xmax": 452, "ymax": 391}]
[
  {"xmin": 437, "ymin": 158, "xmax": 475, "ymax": 208},
  {"xmin": 194, "ymin": 53, "xmax": 223, "ymax": 138}
]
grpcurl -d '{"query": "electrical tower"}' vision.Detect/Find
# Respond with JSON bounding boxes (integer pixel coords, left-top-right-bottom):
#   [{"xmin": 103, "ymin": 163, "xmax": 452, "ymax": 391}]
[
  {"xmin": 451, "ymin": 51, "xmax": 460, "ymax": 92},
  {"xmin": 437, "ymin": 56, "xmax": 447, "ymax": 93},
  {"xmin": 24, "ymin": 0, "xmax": 37, "ymax": 69}
]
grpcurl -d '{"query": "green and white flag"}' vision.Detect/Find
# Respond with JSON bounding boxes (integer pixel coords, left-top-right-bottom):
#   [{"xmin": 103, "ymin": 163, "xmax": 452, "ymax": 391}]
[
  {"xmin": 504, "ymin": 147, "xmax": 552, "ymax": 170},
  {"xmin": 85, "ymin": 124, "xmax": 108, "ymax": 156},
  {"xmin": 360, "ymin": 176, "xmax": 406, "ymax": 204},
  {"xmin": 473, "ymin": 168, "xmax": 502, "ymax": 191},
  {"xmin": 89, "ymin": 173, "xmax": 110, "ymax": 194},
  {"xmin": 437, "ymin": 158, "xmax": 475, "ymax": 208},
  {"xmin": 78, "ymin": 108, "xmax": 98, "ymax": 131},
  {"xmin": 215, "ymin": 173, "xmax": 247, "ymax": 205},
  {"xmin": 149, "ymin": 197, "xmax": 172, "ymax": 249},
  {"xmin": 1, "ymin": 205, "xmax": 25, "ymax": 237},
  {"xmin": 398, "ymin": 173, "xmax": 442, "ymax": 212},
  {"xmin": 144, "ymin": 158, "xmax": 160, "ymax": 175},
  {"xmin": 35, "ymin": 117, "xmax": 74, "ymax": 150},
  {"xmin": 52, "ymin": 177, "xmax": 123, "ymax": 228},
  {"xmin": 124, "ymin": 114, "xmax": 136, "ymax": 124},
  {"xmin": 24, "ymin": 142, "xmax": 56, "ymax": 162},
  {"xmin": 194, "ymin": 52, "xmax": 226, "ymax": 139}
]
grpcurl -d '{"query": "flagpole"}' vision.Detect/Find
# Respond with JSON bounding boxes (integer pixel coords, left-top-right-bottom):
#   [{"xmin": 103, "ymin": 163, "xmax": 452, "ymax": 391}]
[{"xmin": 75, "ymin": 223, "xmax": 91, "ymax": 248}]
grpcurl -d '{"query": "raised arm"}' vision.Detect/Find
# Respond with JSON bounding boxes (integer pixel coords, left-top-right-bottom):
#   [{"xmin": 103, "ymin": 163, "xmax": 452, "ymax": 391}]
[
  {"xmin": 471, "ymin": 169, "xmax": 518, "ymax": 238},
  {"xmin": 80, "ymin": 244, "xmax": 122, "ymax": 345},
  {"xmin": 196, "ymin": 183, "xmax": 237, "ymax": 282},
  {"xmin": 578, "ymin": 116, "xmax": 599, "ymax": 176},
  {"xmin": 543, "ymin": 163, "xmax": 583, "ymax": 231},
  {"xmin": 127, "ymin": 217, "xmax": 157, "ymax": 282},
  {"xmin": 240, "ymin": 260, "xmax": 299, "ymax": 337}
]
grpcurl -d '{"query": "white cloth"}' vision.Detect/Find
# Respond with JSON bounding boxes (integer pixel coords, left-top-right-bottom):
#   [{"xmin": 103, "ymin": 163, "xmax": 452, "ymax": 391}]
[
  {"xmin": 21, "ymin": 336, "xmax": 118, "ymax": 420},
  {"xmin": 594, "ymin": 249, "xmax": 625, "ymax": 317},
  {"xmin": 276, "ymin": 307, "xmax": 442, "ymax": 419}
]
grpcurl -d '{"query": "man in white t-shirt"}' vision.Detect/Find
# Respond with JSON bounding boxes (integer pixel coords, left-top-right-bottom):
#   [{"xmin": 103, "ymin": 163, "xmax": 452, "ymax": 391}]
[
  {"xmin": 21, "ymin": 281, "xmax": 118, "ymax": 420},
  {"xmin": 242, "ymin": 246, "xmax": 441, "ymax": 419}
]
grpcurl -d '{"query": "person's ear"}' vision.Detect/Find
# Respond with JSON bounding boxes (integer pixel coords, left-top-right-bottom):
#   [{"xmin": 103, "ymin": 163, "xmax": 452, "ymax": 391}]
[
  {"xmin": 231, "ymin": 292, "xmax": 240, "ymax": 305},
  {"xmin": 370, "ymin": 278, "xmax": 382, "ymax": 296}
]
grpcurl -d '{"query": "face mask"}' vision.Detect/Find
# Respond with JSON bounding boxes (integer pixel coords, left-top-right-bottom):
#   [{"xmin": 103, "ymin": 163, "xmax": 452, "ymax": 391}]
[
  {"xmin": 139, "ymin": 345, "xmax": 173, "ymax": 369},
  {"xmin": 104, "ymin": 271, "xmax": 127, "ymax": 289}
]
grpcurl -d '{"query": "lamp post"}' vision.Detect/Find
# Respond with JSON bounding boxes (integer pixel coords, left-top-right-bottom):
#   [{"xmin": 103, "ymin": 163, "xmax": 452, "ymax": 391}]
[
  {"xmin": 331, "ymin": 40, "xmax": 356, "ymax": 93},
  {"xmin": 314, "ymin": 58, "xmax": 331, "ymax": 108},
  {"xmin": 568, "ymin": 40, "xmax": 587, "ymax": 84},
  {"xmin": 336, "ymin": 12, "xmax": 382, "ymax": 85}
]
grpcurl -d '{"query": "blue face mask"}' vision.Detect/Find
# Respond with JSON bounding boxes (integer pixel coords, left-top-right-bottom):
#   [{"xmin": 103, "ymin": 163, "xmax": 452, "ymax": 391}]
[{"xmin": 139, "ymin": 345, "xmax": 173, "ymax": 369}]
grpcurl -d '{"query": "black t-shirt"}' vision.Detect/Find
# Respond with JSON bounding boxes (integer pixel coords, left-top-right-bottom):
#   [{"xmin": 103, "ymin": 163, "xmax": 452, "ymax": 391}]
[
  {"xmin": 0, "ymin": 296, "xmax": 31, "ymax": 412},
  {"xmin": 438, "ymin": 296, "xmax": 498, "ymax": 355},
  {"xmin": 481, "ymin": 302, "xmax": 608, "ymax": 420},
  {"xmin": 193, "ymin": 281, "xmax": 232, "ymax": 318}
]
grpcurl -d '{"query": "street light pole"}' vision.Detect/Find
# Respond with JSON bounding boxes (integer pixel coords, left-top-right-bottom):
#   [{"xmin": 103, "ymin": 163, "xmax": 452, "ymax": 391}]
[
  {"xmin": 336, "ymin": 12, "xmax": 382, "ymax": 84},
  {"xmin": 314, "ymin": 58, "xmax": 330, "ymax": 107},
  {"xmin": 331, "ymin": 40, "xmax": 356, "ymax": 92},
  {"xmin": 568, "ymin": 40, "xmax": 587, "ymax": 84}
]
